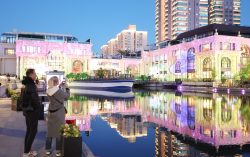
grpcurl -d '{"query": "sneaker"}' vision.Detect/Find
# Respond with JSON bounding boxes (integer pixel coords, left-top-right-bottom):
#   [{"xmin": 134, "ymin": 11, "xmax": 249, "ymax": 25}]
[
  {"xmin": 23, "ymin": 153, "xmax": 34, "ymax": 157},
  {"xmin": 29, "ymin": 151, "xmax": 38, "ymax": 156},
  {"xmin": 46, "ymin": 151, "xmax": 52, "ymax": 156},
  {"xmin": 56, "ymin": 152, "xmax": 62, "ymax": 157},
  {"xmin": 22, "ymin": 153, "xmax": 32, "ymax": 157}
]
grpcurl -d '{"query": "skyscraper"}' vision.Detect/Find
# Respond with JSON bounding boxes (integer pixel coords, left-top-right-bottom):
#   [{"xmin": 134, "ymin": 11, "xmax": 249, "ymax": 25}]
[
  {"xmin": 208, "ymin": 0, "xmax": 241, "ymax": 25},
  {"xmin": 155, "ymin": 0, "xmax": 208, "ymax": 43}
]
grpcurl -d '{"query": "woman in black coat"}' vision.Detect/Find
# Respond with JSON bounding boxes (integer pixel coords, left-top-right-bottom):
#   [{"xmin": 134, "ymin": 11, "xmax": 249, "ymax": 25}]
[{"xmin": 22, "ymin": 69, "xmax": 41, "ymax": 157}]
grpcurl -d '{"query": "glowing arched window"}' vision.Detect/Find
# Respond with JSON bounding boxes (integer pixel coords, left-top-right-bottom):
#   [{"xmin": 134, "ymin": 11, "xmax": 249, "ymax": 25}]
[
  {"xmin": 203, "ymin": 57, "xmax": 212, "ymax": 71},
  {"xmin": 175, "ymin": 61, "xmax": 181, "ymax": 73},
  {"xmin": 187, "ymin": 48, "xmax": 195, "ymax": 73},
  {"xmin": 221, "ymin": 57, "xmax": 231, "ymax": 69}
]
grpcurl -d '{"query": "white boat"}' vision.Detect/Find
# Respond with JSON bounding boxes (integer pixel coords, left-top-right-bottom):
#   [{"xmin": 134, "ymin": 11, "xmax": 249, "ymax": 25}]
[
  {"xmin": 69, "ymin": 89, "xmax": 134, "ymax": 99},
  {"xmin": 68, "ymin": 79, "xmax": 134, "ymax": 93}
]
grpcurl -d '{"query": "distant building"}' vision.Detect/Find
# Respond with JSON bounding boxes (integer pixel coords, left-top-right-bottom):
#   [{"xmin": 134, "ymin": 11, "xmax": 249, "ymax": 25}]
[
  {"xmin": 101, "ymin": 25, "xmax": 147, "ymax": 55},
  {"xmin": 208, "ymin": 0, "xmax": 241, "ymax": 25}
]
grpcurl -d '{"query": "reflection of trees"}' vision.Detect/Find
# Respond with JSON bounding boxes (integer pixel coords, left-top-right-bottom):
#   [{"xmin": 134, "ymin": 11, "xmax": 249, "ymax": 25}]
[
  {"xmin": 221, "ymin": 97, "xmax": 232, "ymax": 123},
  {"xmin": 240, "ymin": 98, "xmax": 250, "ymax": 134}
]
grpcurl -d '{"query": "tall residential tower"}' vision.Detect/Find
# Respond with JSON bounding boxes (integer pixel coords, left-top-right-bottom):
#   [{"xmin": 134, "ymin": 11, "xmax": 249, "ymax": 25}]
[
  {"xmin": 208, "ymin": 0, "xmax": 241, "ymax": 25},
  {"xmin": 155, "ymin": 0, "xmax": 208, "ymax": 43},
  {"xmin": 155, "ymin": 0, "xmax": 241, "ymax": 43}
]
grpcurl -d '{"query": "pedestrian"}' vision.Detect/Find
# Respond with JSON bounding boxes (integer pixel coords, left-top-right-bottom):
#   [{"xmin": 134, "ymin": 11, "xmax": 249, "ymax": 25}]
[
  {"xmin": 22, "ymin": 69, "xmax": 41, "ymax": 157},
  {"xmin": 45, "ymin": 76, "xmax": 70, "ymax": 156}
]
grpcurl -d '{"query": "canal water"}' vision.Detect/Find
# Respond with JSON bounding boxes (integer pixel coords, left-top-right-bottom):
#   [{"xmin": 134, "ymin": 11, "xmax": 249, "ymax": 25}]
[{"xmin": 65, "ymin": 91, "xmax": 250, "ymax": 157}]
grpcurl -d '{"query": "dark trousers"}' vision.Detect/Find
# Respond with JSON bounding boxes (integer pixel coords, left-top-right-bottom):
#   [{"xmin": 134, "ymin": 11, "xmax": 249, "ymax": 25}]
[
  {"xmin": 24, "ymin": 112, "xmax": 39, "ymax": 153},
  {"xmin": 45, "ymin": 137, "xmax": 62, "ymax": 151}
]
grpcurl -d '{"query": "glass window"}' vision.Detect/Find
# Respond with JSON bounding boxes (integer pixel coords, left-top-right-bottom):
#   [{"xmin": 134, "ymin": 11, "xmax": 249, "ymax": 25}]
[{"xmin": 4, "ymin": 48, "xmax": 15, "ymax": 55}]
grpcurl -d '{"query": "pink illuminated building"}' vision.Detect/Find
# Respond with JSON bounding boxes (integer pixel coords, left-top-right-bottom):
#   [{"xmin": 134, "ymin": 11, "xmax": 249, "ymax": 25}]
[
  {"xmin": 0, "ymin": 32, "xmax": 92, "ymax": 78},
  {"xmin": 141, "ymin": 24, "xmax": 250, "ymax": 82}
]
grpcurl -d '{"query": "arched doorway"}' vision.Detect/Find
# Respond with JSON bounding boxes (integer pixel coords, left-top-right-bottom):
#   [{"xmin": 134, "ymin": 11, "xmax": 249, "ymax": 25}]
[
  {"xmin": 221, "ymin": 57, "xmax": 231, "ymax": 79},
  {"xmin": 203, "ymin": 57, "xmax": 212, "ymax": 80}
]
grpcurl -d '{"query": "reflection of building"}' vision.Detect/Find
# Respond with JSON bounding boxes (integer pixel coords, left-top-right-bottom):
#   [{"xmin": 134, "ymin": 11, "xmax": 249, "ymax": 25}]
[
  {"xmin": 101, "ymin": 25, "xmax": 147, "ymax": 55},
  {"xmin": 0, "ymin": 32, "xmax": 92, "ymax": 77},
  {"xmin": 155, "ymin": 127, "xmax": 194, "ymax": 157},
  {"xmin": 107, "ymin": 114, "xmax": 147, "ymax": 143},
  {"xmin": 65, "ymin": 92, "xmax": 250, "ymax": 153},
  {"xmin": 142, "ymin": 24, "xmax": 250, "ymax": 82}
]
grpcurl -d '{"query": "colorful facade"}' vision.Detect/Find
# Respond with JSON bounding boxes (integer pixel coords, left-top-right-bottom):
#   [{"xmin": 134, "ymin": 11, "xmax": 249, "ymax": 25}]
[
  {"xmin": 141, "ymin": 33, "xmax": 250, "ymax": 82},
  {"xmin": 15, "ymin": 39, "xmax": 92, "ymax": 78}
]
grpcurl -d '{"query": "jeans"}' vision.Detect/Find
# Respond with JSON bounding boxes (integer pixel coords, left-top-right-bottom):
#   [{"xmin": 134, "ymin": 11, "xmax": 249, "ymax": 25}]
[
  {"xmin": 45, "ymin": 137, "xmax": 62, "ymax": 151},
  {"xmin": 24, "ymin": 112, "xmax": 39, "ymax": 153}
]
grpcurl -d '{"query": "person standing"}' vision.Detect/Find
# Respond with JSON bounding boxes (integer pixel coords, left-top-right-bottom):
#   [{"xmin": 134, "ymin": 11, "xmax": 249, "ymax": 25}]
[
  {"xmin": 22, "ymin": 69, "xmax": 41, "ymax": 157},
  {"xmin": 45, "ymin": 76, "xmax": 70, "ymax": 156}
]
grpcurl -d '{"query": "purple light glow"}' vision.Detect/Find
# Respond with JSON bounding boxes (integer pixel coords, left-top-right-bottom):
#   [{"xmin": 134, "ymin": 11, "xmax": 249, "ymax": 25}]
[
  {"xmin": 213, "ymin": 88, "xmax": 217, "ymax": 93},
  {"xmin": 178, "ymin": 85, "xmax": 183, "ymax": 91},
  {"xmin": 241, "ymin": 89, "xmax": 245, "ymax": 95}
]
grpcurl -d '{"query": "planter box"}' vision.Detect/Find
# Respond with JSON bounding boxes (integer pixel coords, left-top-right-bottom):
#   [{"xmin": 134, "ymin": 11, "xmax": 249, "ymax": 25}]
[{"xmin": 62, "ymin": 136, "xmax": 82, "ymax": 157}]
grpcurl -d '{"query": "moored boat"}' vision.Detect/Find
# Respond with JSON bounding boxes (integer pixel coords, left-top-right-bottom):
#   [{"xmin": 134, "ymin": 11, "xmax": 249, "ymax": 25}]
[{"xmin": 68, "ymin": 79, "xmax": 134, "ymax": 92}]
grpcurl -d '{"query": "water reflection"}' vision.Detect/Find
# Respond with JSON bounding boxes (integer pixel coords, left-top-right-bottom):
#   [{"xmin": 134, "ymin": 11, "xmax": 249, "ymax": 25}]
[{"xmin": 65, "ymin": 91, "xmax": 250, "ymax": 156}]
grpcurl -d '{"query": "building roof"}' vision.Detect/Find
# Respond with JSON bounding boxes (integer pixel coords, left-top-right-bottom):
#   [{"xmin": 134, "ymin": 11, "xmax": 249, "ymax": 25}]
[
  {"xmin": 2, "ymin": 31, "xmax": 73, "ymax": 37},
  {"xmin": 176, "ymin": 24, "xmax": 250, "ymax": 40}
]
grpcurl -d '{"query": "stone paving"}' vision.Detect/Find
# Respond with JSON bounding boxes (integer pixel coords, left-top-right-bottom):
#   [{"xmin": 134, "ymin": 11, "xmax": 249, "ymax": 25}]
[{"xmin": 0, "ymin": 99, "xmax": 95, "ymax": 157}]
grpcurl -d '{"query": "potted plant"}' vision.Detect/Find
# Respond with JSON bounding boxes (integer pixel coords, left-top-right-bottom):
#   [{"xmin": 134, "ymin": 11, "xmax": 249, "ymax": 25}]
[
  {"xmin": 60, "ymin": 124, "xmax": 82, "ymax": 157},
  {"xmin": 11, "ymin": 93, "xmax": 19, "ymax": 111}
]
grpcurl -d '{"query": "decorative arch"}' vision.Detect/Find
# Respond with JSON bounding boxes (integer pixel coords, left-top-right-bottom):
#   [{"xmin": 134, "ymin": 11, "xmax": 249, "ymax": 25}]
[
  {"xmin": 126, "ymin": 65, "xmax": 139, "ymax": 76},
  {"xmin": 72, "ymin": 60, "xmax": 83, "ymax": 74}
]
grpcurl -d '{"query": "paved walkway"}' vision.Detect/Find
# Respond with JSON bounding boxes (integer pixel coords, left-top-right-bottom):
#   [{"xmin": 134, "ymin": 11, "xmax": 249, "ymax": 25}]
[{"xmin": 0, "ymin": 99, "xmax": 94, "ymax": 157}]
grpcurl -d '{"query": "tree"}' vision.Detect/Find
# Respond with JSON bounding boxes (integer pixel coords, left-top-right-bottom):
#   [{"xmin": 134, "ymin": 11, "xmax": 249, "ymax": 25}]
[
  {"xmin": 96, "ymin": 68, "xmax": 105, "ymax": 79},
  {"xmin": 239, "ymin": 64, "xmax": 250, "ymax": 82}
]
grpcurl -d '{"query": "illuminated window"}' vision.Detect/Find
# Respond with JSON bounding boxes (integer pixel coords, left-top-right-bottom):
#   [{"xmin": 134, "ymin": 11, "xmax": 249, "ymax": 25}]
[
  {"xmin": 203, "ymin": 57, "xmax": 212, "ymax": 79},
  {"xmin": 175, "ymin": 61, "xmax": 181, "ymax": 73},
  {"xmin": 187, "ymin": 48, "xmax": 195, "ymax": 73},
  {"xmin": 4, "ymin": 48, "xmax": 15, "ymax": 55}
]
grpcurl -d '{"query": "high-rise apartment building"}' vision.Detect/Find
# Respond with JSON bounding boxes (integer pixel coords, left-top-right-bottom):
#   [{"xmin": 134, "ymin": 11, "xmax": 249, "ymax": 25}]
[
  {"xmin": 208, "ymin": 0, "xmax": 241, "ymax": 25},
  {"xmin": 155, "ymin": 0, "xmax": 241, "ymax": 43},
  {"xmin": 155, "ymin": 0, "xmax": 208, "ymax": 43},
  {"xmin": 101, "ymin": 25, "xmax": 147, "ymax": 56}
]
